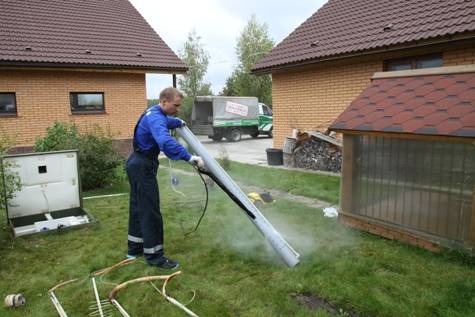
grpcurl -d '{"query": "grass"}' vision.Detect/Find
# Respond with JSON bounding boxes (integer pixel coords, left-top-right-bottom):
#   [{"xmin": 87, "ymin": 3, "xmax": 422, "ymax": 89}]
[
  {"xmin": 226, "ymin": 161, "xmax": 340, "ymax": 205},
  {"xmin": 162, "ymin": 159, "xmax": 341, "ymax": 204},
  {"xmin": 1, "ymin": 162, "xmax": 475, "ymax": 316}
]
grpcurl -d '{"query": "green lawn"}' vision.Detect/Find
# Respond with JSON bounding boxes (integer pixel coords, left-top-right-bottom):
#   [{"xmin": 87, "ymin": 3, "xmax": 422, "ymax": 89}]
[
  {"xmin": 1, "ymin": 162, "xmax": 474, "ymax": 316},
  {"xmin": 162, "ymin": 159, "xmax": 341, "ymax": 204}
]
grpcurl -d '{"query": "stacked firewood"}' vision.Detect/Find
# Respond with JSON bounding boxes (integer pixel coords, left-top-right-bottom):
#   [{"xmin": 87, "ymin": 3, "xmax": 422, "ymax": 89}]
[{"xmin": 287, "ymin": 132, "xmax": 342, "ymax": 173}]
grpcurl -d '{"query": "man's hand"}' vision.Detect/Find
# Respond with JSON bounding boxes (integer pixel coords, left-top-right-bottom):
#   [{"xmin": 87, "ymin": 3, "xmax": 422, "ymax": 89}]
[
  {"xmin": 188, "ymin": 155, "xmax": 205, "ymax": 168},
  {"xmin": 178, "ymin": 118, "xmax": 186, "ymax": 127}
]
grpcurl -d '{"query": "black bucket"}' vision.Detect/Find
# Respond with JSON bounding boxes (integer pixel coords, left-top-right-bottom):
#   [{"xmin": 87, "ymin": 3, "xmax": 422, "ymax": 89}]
[{"xmin": 266, "ymin": 148, "xmax": 283, "ymax": 166}]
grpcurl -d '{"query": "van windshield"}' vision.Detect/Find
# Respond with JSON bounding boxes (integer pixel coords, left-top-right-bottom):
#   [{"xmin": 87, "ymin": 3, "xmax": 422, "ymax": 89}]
[{"xmin": 263, "ymin": 106, "xmax": 273, "ymax": 116}]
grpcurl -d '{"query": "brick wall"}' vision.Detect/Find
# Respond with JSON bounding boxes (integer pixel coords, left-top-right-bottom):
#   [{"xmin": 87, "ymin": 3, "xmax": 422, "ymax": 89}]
[
  {"xmin": 272, "ymin": 60, "xmax": 382, "ymax": 148},
  {"xmin": 444, "ymin": 42, "xmax": 475, "ymax": 65},
  {"xmin": 7, "ymin": 139, "xmax": 134, "ymax": 158},
  {"xmin": 271, "ymin": 44, "xmax": 475, "ymax": 148},
  {"xmin": 0, "ymin": 69, "xmax": 147, "ymax": 148}
]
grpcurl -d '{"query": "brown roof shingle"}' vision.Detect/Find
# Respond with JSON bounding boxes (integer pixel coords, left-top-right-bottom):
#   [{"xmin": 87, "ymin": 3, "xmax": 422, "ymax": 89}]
[
  {"xmin": 253, "ymin": 0, "xmax": 475, "ymax": 73},
  {"xmin": 0, "ymin": 0, "xmax": 187, "ymax": 72},
  {"xmin": 330, "ymin": 67, "xmax": 475, "ymax": 137}
]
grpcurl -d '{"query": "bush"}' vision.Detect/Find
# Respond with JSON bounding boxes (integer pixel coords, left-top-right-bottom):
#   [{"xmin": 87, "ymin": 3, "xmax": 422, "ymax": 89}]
[
  {"xmin": 218, "ymin": 148, "xmax": 232, "ymax": 171},
  {"xmin": 35, "ymin": 121, "xmax": 79, "ymax": 151},
  {"xmin": 35, "ymin": 122, "xmax": 121, "ymax": 190},
  {"xmin": 0, "ymin": 132, "xmax": 21, "ymax": 208}
]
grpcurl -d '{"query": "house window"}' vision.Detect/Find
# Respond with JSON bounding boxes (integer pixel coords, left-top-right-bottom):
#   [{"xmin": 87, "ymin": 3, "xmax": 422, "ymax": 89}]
[
  {"xmin": 385, "ymin": 54, "xmax": 443, "ymax": 71},
  {"xmin": 0, "ymin": 93, "xmax": 17, "ymax": 115},
  {"xmin": 70, "ymin": 92, "xmax": 105, "ymax": 113}
]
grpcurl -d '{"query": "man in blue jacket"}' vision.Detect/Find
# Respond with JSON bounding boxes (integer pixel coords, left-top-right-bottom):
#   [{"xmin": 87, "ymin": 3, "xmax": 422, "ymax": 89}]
[{"xmin": 126, "ymin": 87, "xmax": 204, "ymax": 269}]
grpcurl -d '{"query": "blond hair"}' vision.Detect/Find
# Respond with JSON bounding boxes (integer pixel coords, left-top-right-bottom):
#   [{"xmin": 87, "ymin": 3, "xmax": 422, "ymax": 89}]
[{"xmin": 159, "ymin": 87, "xmax": 184, "ymax": 103}]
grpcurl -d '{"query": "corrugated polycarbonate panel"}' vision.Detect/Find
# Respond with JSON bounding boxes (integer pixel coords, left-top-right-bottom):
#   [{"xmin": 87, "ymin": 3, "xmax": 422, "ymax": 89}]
[{"xmin": 352, "ymin": 136, "xmax": 475, "ymax": 242}]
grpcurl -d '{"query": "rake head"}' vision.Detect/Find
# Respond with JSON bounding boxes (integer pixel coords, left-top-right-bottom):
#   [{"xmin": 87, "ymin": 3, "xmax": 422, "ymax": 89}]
[{"xmin": 89, "ymin": 299, "xmax": 113, "ymax": 317}]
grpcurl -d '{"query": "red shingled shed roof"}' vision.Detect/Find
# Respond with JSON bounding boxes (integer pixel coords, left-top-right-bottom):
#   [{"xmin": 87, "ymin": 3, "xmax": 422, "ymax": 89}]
[
  {"xmin": 252, "ymin": 0, "xmax": 475, "ymax": 73},
  {"xmin": 330, "ymin": 66, "xmax": 475, "ymax": 138},
  {"xmin": 0, "ymin": 0, "xmax": 187, "ymax": 72}
]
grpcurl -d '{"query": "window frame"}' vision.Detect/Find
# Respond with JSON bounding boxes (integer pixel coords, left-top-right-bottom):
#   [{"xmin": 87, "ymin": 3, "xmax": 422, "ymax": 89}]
[
  {"xmin": 384, "ymin": 53, "xmax": 443, "ymax": 72},
  {"xmin": 70, "ymin": 92, "xmax": 106, "ymax": 114},
  {"xmin": 0, "ymin": 92, "xmax": 18, "ymax": 117}
]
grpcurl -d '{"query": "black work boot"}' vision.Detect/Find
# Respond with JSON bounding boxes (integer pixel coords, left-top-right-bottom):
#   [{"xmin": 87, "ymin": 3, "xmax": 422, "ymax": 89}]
[{"xmin": 147, "ymin": 254, "xmax": 179, "ymax": 270}]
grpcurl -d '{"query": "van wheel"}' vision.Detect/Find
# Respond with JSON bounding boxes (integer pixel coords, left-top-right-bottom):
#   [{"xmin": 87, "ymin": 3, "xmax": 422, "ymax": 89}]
[
  {"xmin": 226, "ymin": 129, "xmax": 241, "ymax": 142},
  {"xmin": 211, "ymin": 134, "xmax": 223, "ymax": 142},
  {"xmin": 250, "ymin": 131, "xmax": 259, "ymax": 138}
]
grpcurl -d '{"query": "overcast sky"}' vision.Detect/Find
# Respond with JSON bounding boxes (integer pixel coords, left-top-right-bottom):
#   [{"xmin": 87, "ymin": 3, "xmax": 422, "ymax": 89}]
[{"xmin": 129, "ymin": 0, "xmax": 326, "ymax": 99}]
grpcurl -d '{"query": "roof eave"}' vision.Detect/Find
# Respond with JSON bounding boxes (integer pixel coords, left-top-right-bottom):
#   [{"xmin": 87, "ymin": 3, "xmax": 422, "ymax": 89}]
[
  {"xmin": 251, "ymin": 34, "xmax": 475, "ymax": 75},
  {"xmin": 0, "ymin": 61, "xmax": 188, "ymax": 74},
  {"xmin": 329, "ymin": 128, "xmax": 475, "ymax": 141}
]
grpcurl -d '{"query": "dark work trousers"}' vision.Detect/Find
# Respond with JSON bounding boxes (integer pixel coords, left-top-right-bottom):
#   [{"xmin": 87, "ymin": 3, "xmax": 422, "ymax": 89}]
[{"xmin": 125, "ymin": 152, "xmax": 163, "ymax": 260}]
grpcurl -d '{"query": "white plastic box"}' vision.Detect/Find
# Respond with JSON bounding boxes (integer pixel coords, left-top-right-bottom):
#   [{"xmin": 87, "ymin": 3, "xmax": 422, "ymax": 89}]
[{"xmin": 1, "ymin": 150, "xmax": 95, "ymax": 237}]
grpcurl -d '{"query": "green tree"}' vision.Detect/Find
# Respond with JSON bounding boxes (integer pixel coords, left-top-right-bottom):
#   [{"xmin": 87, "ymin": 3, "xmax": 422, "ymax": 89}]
[
  {"xmin": 178, "ymin": 30, "xmax": 213, "ymax": 97},
  {"xmin": 220, "ymin": 72, "xmax": 239, "ymax": 97},
  {"xmin": 221, "ymin": 15, "xmax": 274, "ymax": 105},
  {"xmin": 0, "ymin": 132, "xmax": 21, "ymax": 209},
  {"xmin": 147, "ymin": 99, "xmax": 159, "ymax": 107}
]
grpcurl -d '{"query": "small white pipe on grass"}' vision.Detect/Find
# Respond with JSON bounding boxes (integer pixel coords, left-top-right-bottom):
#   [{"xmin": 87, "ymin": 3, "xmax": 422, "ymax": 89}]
[
  {"xmin": 91, "ymin": 278, "xmax": 104, "ymax": 317},
  {"xmin": 49, "ymin": 292, "xmax": 68, "ymax": 317},
  {"xmin": 111, "ymin": 299, "xmax": 130, "ymax": 317},
  {"xmin": 83, "ymin": 193, "xmax": 127, "ymax": 200},
  {"xmin": 149, "ymin": 281, "xmax": 199, "ymax": 317}
]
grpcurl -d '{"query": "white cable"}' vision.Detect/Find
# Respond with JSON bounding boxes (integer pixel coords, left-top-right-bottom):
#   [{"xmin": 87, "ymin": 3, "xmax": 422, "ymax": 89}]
[
  {"xmin": 41, "ymin": 189, "xmax": 50, "ymax": 212},
  {"xmin": 83, "ymin": 193, "xmax": 127, "ymax": 200}
]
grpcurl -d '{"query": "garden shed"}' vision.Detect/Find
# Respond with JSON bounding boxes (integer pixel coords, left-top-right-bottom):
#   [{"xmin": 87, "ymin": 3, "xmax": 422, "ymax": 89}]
[{"xmin": 330, "ymin": 65, "xmax": 475, "ymax": 252}]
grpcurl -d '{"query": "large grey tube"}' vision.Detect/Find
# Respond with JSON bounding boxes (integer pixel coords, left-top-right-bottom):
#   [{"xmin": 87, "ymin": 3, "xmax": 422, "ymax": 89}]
[{"xmin": 176, "ymin": 126, "xmax": 300, "ymax": 267}]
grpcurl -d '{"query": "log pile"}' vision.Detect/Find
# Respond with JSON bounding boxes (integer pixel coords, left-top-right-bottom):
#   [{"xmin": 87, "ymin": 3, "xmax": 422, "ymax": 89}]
[{"xmin": 285, "ymin": 131, "xmax": 342, "ymax": 173}]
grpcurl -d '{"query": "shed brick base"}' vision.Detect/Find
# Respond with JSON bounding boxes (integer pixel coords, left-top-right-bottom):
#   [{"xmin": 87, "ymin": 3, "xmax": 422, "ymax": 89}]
[{"xmin": 340, "ymin": 214, "xmax": 441, "ymax": 252}]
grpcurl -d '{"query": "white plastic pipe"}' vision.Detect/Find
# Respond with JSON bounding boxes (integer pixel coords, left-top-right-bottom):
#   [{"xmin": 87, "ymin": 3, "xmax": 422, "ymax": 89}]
[
  {"xmin": 91, "ymin": 278, "xmax": 104, "ymax": 317},
  {"xmin": 111, "ymin": 299, "xmax": 130, "ymax": 317},
  {"xmin": 49, "ymin": 292, "xmax": 68, "ymax": 317},
  {"xmin": 176, "ymin": 126, "xmax": 300, "ymax": 267}
]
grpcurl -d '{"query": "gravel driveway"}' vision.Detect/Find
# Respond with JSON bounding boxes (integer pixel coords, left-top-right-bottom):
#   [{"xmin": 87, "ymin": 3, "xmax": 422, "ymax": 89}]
[{"xmin": 197, "ymin": 135, "xmax": 273, "ymax": 165}]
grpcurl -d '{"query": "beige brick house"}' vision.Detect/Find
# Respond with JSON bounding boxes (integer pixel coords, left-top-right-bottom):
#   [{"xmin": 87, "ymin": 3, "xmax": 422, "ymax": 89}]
[
  {"xmin": 252, "ymin": 0, "xmax": 475, "ymax": 148},
  {"xmin": 0, "ymin": 0, "xmax": 186, "ymax": 152}
]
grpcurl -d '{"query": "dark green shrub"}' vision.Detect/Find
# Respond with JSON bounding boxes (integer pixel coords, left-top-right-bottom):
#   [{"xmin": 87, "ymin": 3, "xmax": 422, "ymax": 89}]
[
  {"xmin": 35, "ymin": 121, "xmax": 79, "ymax": 151},
  {"xmin": 218, "ymin": 149, "xmax": 232, "ymax": 171},
  {"xmin": 35, "ymin": 122, "xmax": 121, "ymax": 190},
  {"xmin": 76, "ymin": 126, "xmax": 122, "ymax": 190}
]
